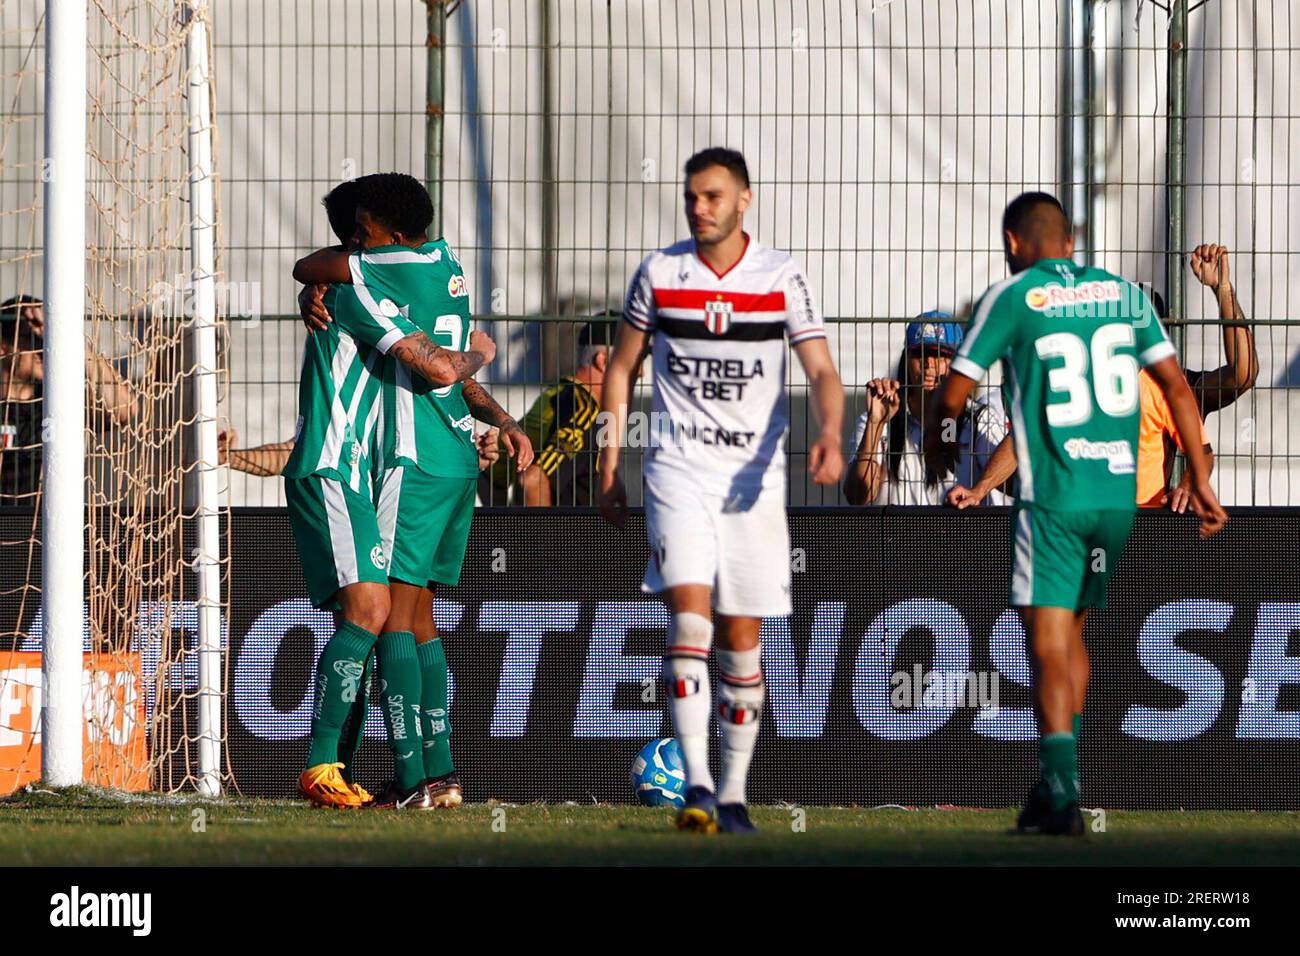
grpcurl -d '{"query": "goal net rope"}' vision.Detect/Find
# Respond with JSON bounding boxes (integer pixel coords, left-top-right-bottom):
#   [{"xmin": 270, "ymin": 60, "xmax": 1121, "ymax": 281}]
[{"xmin": 0, "ymin": 0, "xmax": 230, "ymax": 795}]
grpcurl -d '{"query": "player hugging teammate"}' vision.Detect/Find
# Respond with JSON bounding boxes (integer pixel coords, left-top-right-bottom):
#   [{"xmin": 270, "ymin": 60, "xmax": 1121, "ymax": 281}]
[
  {"xmin": 598, "ymin": 148, "xmax": 846, "ymax": 833},
  {"xmin": 287, "ymin": 172, "xmax": 532, "ymax": 809}
]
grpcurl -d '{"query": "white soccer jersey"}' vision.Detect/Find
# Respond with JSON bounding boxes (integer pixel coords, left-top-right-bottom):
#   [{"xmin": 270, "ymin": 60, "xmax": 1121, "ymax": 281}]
[{"xmin": 623, "ymin": 236, "xmax": 826, "ymax": 498}]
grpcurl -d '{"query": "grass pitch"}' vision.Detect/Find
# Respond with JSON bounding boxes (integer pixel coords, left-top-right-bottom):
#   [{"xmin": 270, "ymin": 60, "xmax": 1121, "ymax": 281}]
[{"xmin": 2, "ymin": 788, "xmax": 1297, "ymax": 866}]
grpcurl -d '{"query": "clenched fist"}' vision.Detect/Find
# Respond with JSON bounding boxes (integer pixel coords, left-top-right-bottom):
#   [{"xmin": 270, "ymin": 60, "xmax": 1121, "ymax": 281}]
[{"xmin": 469, "ymin": 329, "xmax": 497, "ymax": 365}]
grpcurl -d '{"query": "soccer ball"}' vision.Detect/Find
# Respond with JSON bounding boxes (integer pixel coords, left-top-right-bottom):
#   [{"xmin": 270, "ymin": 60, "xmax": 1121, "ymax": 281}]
[{"xmin": 630, "ymin": 737, "xmax": 687, "ymax": 807}]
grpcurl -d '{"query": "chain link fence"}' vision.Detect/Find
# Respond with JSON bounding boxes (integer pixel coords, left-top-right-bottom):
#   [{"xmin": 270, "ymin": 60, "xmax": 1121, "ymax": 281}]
[{"xmin": 6, "ymin": 1, "xmax": 1298, "ymax": 509}]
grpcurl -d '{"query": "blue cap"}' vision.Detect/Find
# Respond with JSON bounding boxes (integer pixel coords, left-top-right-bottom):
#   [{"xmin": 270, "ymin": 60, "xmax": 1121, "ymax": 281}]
[{"xmin": 905, "ymin": 310, "xmax": 963, "ymax": 353}]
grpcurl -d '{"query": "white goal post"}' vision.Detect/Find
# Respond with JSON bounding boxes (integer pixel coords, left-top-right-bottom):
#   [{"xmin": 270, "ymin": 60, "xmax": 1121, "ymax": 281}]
[
  {"xmin": 40, "ymin": 0, "xmax": 225, "ymax": 794},
  {"xmin": 185, "ymin": 0, "xmax": 223, "ymax": 799},
  {"xmin": 40, "ymin": 0, "xmax": 88, "ymax": 788}
]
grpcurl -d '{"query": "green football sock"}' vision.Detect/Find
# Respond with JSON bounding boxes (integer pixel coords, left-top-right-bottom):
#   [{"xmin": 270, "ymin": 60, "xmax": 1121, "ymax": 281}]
[
  {"xmin": 1040, "ymin": 732, "xmax": 1079, "ymax": 812},
  {"xmin": 338, "ymin": 650, "xmax": 375, "ymax": 784},
  {"xmin": 306, "ymin": 621, "xmax": 378, "ymax": 769},
  {"xmin": 417, "ymin": 638, "xmax": 455, "ymax": 779},
  {"xmin": 377, "ymin": 631, "xmax": 425, "ymax": 791},
  {"xmin": 1072, "ymin": 712, "xmax": 1082, "ymax": 741}
]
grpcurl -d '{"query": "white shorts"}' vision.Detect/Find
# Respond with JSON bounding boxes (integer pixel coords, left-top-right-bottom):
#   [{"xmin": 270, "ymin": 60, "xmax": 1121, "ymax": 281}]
[{"xmin": 641, "ymin": 474, "xmax": 792, "ymax": 617}]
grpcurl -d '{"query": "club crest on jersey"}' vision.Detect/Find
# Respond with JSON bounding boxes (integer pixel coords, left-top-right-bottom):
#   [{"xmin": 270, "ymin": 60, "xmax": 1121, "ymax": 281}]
[
  {"xmin": 447, "ymin": 274, "xmax": 468, "ymax": 297},
  {"xmin": 704, "ymin": 296, "xmax": 732, "ymax": 335}
]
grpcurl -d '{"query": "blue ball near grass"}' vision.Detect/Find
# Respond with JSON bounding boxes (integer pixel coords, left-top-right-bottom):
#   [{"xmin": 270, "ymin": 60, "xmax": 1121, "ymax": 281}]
[{"xmin": 630, "ymin": 737, "xmax": 687, "ymax": 807}]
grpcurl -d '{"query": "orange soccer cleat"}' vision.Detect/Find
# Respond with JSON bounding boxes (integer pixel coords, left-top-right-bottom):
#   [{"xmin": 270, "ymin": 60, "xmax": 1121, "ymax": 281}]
[{"xmin": 299, "ymin": 762, "xmax": 365, "ymax": 808}]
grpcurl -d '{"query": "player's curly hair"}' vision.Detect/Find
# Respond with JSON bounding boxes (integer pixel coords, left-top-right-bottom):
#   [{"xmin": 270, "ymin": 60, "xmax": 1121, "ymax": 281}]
[{"xmin": 355, "ymin": 172, "xmax": 434, "ymax": 239}]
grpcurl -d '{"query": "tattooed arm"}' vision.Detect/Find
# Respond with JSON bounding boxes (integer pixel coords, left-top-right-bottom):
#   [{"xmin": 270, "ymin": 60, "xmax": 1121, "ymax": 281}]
[
  {"xmin": 461, "ymin": 378, "xmax": 513, "ymax": 428},
  {"xmin": 462, "ymin": 378, "xmax": 534, "ymax": 471},
  {"xmin": 389, "ymin": 329, "xmax": 496, "ymax": 388}
]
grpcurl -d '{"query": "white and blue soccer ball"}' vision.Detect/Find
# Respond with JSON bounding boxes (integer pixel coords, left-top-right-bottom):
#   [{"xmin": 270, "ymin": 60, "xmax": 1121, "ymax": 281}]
[{"xmin": 630, "ymin": 737, "xmax": 687, "ymax": 807}]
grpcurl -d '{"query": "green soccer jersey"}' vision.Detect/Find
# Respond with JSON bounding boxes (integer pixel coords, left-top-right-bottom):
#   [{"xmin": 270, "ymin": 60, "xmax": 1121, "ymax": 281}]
[
  {"xmin": 952, "ymin": 258, "xmax": 1176, "ymax": 511},
  {"xmin": 283, "ymin": 282, "xmax": 419, "ymax": 491},
  {"xmin": 350, "ymin": 241, "xmax": 479, "ymax": 480}
]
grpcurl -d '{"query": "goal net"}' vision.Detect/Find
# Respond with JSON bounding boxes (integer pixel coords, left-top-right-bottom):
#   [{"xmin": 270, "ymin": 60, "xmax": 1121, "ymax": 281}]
[{"xmin": 0, "ymin": 1, "xmax": 229, "ymax": 795}]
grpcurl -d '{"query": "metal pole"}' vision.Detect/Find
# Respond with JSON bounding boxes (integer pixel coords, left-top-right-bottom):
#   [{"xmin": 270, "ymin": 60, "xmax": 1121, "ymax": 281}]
[
  {"xmin": 425, "ymin": 0, "xmax": 447, "ymax": 238},
  {"xmin": 1166, "ymin": 0, "xmax": 1189, "ymax": 360},
  {"xmin": 1064, "ymin": 0, "xmax": 1095, "ymax": 263},
  {"xmin": 185, "ymin": 1, "xmax": 223, "ymax": 797},
  {"xmin": 1083, "ymin": 0, "xmax": 1098, "ymax": 260},
  {"xmin": 541, "ymin": 0, "xmax": 557, "ymax": 318},
  {"xmin": 41, "ymin": 0, "xmax": 88, "ymax": 788}
]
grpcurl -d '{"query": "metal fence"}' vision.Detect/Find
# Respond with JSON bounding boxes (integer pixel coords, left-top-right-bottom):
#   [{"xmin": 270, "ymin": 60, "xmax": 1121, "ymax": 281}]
[
  {"xmin": 208, "ymin": 1, "xmax": 1298, "ymax": 508},
  {"xmin": 6, "ymin": 2, "xmax": 1298, "ymax": 508}
]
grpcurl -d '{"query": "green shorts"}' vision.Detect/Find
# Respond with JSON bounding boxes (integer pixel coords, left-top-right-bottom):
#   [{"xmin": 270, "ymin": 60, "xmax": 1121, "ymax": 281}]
[
  {"xmin": 1009, "ymin": 505, "xmax": 1135, "ymax": 611},
  {"xmin": 285, "ymin": 474, "xmax": 388, "ymax": 610},
  {"xmin": 376, "ymin": 466, "xmax": 476, "ymax": 588}
]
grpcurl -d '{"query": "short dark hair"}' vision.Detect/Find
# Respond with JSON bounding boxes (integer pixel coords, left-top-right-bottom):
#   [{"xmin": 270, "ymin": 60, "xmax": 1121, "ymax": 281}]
[
  {"xmin": 355, "ymin": 172, "xmax": 434, "ymax": 239},
  {"xmin": 684, "ymin": 147, "xmax": 750, "ymax": 189},
  {"xmin": 1001, "ymin": 191, "xmax": 1070, "ymax": 243},
  {"xmin": 578, "ymin": 312, "xmax": 618, "ymax": 350},
  {"xmin": 2, "ymin": 295, "xmax": 41, "ymax": 312},
  {"xmin": 1, "ymin": 295, "xmax": 41, "ymax": 343},
  {"xmin": 321, "ymin": 180, "xmax": 363, "ymax": 245}
]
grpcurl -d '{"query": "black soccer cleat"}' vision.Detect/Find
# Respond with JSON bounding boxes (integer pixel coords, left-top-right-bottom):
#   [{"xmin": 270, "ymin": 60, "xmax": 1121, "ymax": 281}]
[
  {"xmin": 424, "ymin": 770, "xmax": 463, "ymax": 809},
  {"xmin": 1040, "ymin": 802, "xmax": 1086, "ymax": 837},
  {"xmin": 716, "ymin": 803, "xmax": 759, "ymax": 835},
  {"xmin": 1015, "ymin": 779, "xmax": 1052, "ymax": 833},
  {"xmin": 368, "ymin": 780, "xmax": 435, "ymax": 810},
  {"xmin": 675, "ymin": 785, "xmax": 719, "ymax": 834}
]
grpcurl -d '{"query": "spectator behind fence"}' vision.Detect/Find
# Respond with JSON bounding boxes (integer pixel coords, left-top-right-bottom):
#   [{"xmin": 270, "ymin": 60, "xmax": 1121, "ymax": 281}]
[
  {"xmin": 0, "ymin": 295, "xmax": 140, "ymax": 501},
  {"xmin": 1143, "ymin": 244, "xmax": 1257, "ymax": 509},
  {"xmin": 485, "ymin": 317, "xmax": 612, "ymax": 506},
  {"xmin": 948, "ymin": 243, "xmax": 1257, "ymax": 511},
  {"xmin": 844, "ymin": 312, "xmax": 1008, "ymax": 506}
]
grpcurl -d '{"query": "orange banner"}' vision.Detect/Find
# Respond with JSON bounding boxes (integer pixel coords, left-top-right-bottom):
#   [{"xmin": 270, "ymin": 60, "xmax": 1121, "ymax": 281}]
[{"xmin": 0, "ymin": 652, "xmax": 149, "ymax": 794}]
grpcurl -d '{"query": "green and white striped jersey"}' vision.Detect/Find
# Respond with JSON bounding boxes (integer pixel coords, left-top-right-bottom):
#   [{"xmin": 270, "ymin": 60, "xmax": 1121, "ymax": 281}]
[
  {"xmin": 953, "ymin": 258, "xmax": 1175, "ymax": 512},
  {"xmin": 283, "ymin": 282, "xmax": 418, "ymax": 491},
  {"xmin": 351, "ymin": 241, "xmax": 479, "ymax": 480}
]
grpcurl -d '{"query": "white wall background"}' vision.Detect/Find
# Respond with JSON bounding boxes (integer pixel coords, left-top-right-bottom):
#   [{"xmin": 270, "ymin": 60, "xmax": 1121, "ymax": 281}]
[{"xmin": 2, "ymin": 1, "xmax": 1296, "ymax": 505}]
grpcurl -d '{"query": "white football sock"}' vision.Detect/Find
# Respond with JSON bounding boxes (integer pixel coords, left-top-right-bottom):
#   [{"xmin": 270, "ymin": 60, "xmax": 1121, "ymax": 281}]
[
  {"xmin": 716, "ymin": 645, "xmax": 765, "ymax": 806},
  {"xmin": 663, "ymin": 611, "xmax": 714, "ymax": 792}
]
